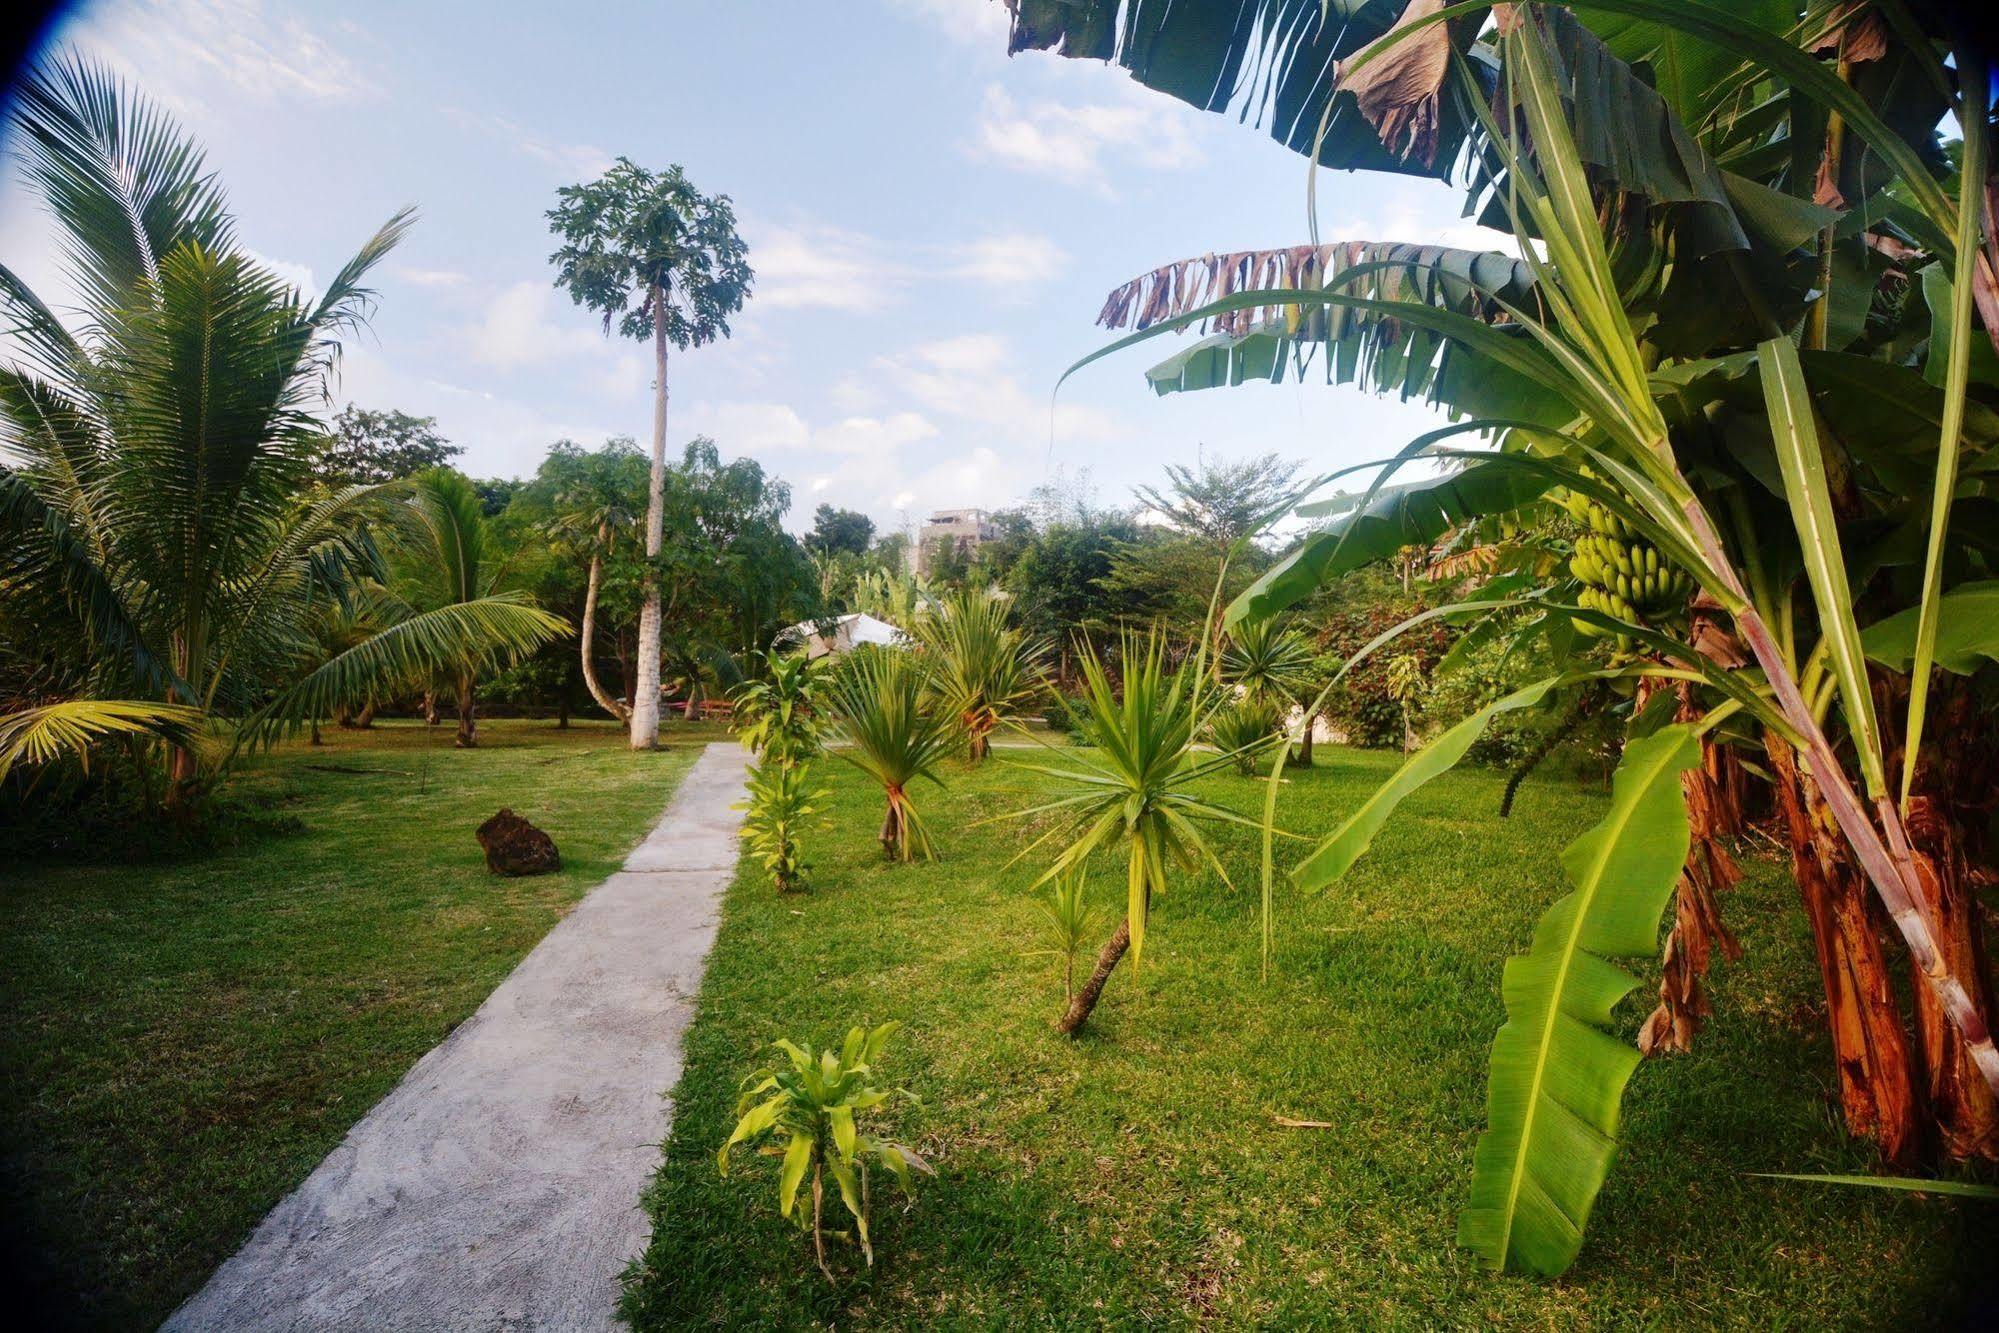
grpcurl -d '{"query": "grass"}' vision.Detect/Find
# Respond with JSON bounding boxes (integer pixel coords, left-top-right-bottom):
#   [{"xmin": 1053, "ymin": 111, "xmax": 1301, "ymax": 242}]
[
  {"xmin": 623, "ymin": 744, "xmax": 1997, "ymax": 1329},
  {"xmin": 0, "ymin": 716, "xmax": 720, "ymax": 1330}
]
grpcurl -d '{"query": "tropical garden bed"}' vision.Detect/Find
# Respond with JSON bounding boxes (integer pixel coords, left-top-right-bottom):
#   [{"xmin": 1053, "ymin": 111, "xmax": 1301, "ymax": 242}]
[{"xmin": 621, "ymin": 751, "xmax": 1995, "ymax": 1328}]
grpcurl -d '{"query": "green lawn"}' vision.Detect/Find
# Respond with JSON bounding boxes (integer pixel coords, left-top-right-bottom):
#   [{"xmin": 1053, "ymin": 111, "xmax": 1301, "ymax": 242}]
[
  {"xmin": 622, "ymin": 744, "xmax": 1997, "ymax": 1329},
  {"xmin": 0, "ymin": 716, "xmax": 717, "ymax": 1330}
]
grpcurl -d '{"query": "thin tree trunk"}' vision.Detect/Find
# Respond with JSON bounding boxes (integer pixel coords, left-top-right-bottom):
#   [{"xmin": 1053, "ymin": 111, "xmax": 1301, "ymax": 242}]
[
  {"xmin": 355, "ymin": 700, "xmax": 376, "ymax": 729},
  {"xmin": 969, "ymin": 727, "xmax": 991, "ymax": 762},
  {"xmin": 1292, "ymin": 717, "xmax": 1315, "ymax": 768},
  {"xmin": 422, "ymin": 689, "xmax": 439, "ymax": 727},
  {"xmin": 309, "ymin": 717, "xmax": 322, "ymax": 747},
  {"xmin": 582, "ymin": 541, "xmax": 631, "ymax": 722},
  {"xmin": 1767, "ymin": 734, "xmax": 1922, "ymax": 1165},
  {"xmin": 1057, "ymin": 917, "xmax": 1131, "ymax": 1035},
  {"xmin": 454, "ymin": 672, "xmax": 477, "ymax": 748},
  {"xmin": 629, "ymin": 285, "xmax": 669, "ymax": 751}
]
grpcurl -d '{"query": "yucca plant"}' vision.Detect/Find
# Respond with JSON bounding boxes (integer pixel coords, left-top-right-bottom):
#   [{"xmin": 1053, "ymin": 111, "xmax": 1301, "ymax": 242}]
[
  {"xmin": 1001, "ymin": 633, "xmax": 1260, "ymax": 1034},
  {"xmin": 914, "ymin": 588, "xmax": 1047, "ymax": 761},
  {"xmin": 1005, "ymin": 0, "xmax": 1999, "ymax": 1274},
  {"xmin": 822, "ymin": 647, "xmax": 960, "ymax": 862},
  {"xmin": 735, "ymin": 757, "xmax": 826, "ymax": 893},
  {"xmin": 1206, "ymin": 695, "xmax": 1285, "ymax": 776},
  {"xmin": 733, "ymin": 652, "xmax": 827, "ymax": 763},
  {"xmin": 717, "ymin": 1022, "xmax": 932, "ymax": 1282}
]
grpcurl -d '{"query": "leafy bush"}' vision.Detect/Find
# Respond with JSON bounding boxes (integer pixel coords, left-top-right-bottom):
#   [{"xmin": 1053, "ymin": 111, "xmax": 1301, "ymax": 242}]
[
  {"xmin": 1315, "ymin": 602, "xmax": 1451, "ymax": 749},
  {"xmin": 718, "ymin": 1022, "xmax": 932, "ymax": 1282},
  {"xmin": 822, "ymin": 647, "xmax": 959, "ymax": 862},
  {"xmin": 735, "ymin": 758, "xmax": 826, "ymax": 892},
  {"xmin": 732, "ymin": 653, "xmax": 825, "ymax": 763}
]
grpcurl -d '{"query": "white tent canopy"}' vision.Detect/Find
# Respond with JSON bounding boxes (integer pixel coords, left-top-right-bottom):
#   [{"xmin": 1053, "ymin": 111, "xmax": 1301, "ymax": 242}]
[{"xmin": 773, "ymin": 612, "xmax": 908, "ymax": 660}]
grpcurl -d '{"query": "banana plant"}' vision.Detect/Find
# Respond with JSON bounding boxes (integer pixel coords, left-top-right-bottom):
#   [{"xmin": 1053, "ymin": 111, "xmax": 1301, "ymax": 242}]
[
  {"xmin": 718, "ymin": 1022, "xmax": 932, "ymax": 1282},
  {"xmin": 1002, "ymin": 0, "xmax": 1999, "ymax": 1274}
]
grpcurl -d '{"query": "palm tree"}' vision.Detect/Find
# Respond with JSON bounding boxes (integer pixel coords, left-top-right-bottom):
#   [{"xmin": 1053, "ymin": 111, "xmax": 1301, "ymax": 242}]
[
  {"xmin": 384, "ymin": 469, "xmax": 522, "ymax": 748},
  {"xmin": 548, "ymin": 162, "xmax": 753, "ymax": 751},
  {"xmin": 1001, "ymin": 634, "xmax": 1257, "ymax": 1033},
  {"xmin": 822, "ymin": 647, "xmax": 959, "ymax": 862},
  {"xmin": 546, "ymin": 446, "xmax": 644, "ymax": 722},
  {"xmin": 915, "ymin": 589, "xmax": 1045, "ymax": 761},
  {"xmin": 0, "ymin": 55, "xmax": 565, "ymax": 799}
]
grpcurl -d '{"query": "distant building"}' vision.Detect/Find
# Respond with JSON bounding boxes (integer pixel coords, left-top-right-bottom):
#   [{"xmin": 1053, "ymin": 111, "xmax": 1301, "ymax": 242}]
[{"xmin": 908, "ymin": 508, "xmax": 996, "ymax": 576}]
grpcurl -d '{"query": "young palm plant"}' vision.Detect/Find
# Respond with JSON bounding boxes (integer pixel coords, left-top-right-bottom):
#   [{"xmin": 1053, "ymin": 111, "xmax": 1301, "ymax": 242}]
[
  {"xmin": 1029, "ymin": 867, "xmax": 1103, "ymax": 1008},
  {"xmin": 1001, "ymin": 633, "xmax": 1261, "ymax": 1034},
  {"xmin": 718, "ymin": 1022, "xmax": 931, "ymax": 1282},
  {"xmin": 914, "ymin": 588, "xmax": 1046, "ymax": 761},
  {"xmin": 1206, "ymin": 695, "xmax": 1285, "ymax": 776},
  {"xmin": 0, "ymin": 55, "xmax": 565, "ymax": 800},
  {"xmin": 822, "ymin": 647, "xmax": 960, "ymax": 862}
]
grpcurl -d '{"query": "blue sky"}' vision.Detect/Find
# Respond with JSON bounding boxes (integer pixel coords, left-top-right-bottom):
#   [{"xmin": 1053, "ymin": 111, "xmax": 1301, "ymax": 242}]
[{"xmin": 2, "ymin": 0, "xmax": 1490, "ymax": 536}]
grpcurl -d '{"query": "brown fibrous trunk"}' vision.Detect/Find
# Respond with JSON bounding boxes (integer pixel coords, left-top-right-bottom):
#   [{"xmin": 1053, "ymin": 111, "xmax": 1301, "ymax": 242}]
[
  {"xmin": 454, "ymin": 674, "xmax": 477, "ymax": 748},
  {"xmin": 1057, "ymin": 917, "xmax": 1131, "ymax": 1036}
]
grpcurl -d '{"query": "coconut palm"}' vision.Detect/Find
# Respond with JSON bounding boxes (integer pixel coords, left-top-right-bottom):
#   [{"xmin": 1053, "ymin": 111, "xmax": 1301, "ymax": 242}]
[
  {"xmin": 1001, "ymin": 633, "xmax": 1259, "ymax": 1033},
  {"xmin": 821, "ymin": 647, "xmax": 959, "ymax": 862},
  {"xmin": 0, "ymin": 55, "xmax": 565, "ymax": 799},
  {"xmin": 914, "ymin": 589, "xmax": 1046, "ymax": 761}
]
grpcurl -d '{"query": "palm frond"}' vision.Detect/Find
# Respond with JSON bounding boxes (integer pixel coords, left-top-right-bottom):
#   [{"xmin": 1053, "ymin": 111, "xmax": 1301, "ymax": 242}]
[{"xmin": 0, "ymin": 698, "xmax": 203, "ymax": 782}]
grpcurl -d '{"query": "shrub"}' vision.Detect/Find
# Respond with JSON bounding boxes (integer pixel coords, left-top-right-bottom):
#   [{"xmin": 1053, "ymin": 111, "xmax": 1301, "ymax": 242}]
[
  {"xmin": 735, "ymin": 759, "xmax": 826, "ymax": 892},
  {"xmin": 732, "ymin": 653, "xmax": 825, "ymax": 763},
  {"xmin": 1206, "ymin": 695, "xmax": 1284, "ymax": 775},
  {"xmin": 822, "ymin": 647, "xmax": 959, "ymax": 862},
  {"xmin": 718, "ymin": 1022, "xmax": 932, "ymax": 1282}
]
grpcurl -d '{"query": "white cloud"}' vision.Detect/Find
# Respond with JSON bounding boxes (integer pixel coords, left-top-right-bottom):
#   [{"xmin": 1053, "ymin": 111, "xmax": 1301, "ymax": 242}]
[
  {"xmin": 72, "ymin": 0, "xmax": 380, "ymax": 108},
  {"xmin": 885, "ymin": 0, "xmax": 1010, "ymax": 44},
  {"xmin": 394, "ymin": 266, "xmax": 472, "ymax": 288},
  {"xmin": 972, "ymin": 85, "xmax": 1201, "ymax": 188},
  {"xmin": 245, "ymin": 249, "xmax": 317, "ymax": 299},
  {"xmin": 442, "ymin": 108, "xmax": 613, "ymax": 180},
  {"xmin": 748, "ymin": 223, "xmax": 902, "ymax": 312},
  {"xmin": 944, "ymin": 232, "xmax": 1067, "ymax": 290},
  {"xmin": 461, "ymin": 280, "xmax": 647, "ymax": 401}
]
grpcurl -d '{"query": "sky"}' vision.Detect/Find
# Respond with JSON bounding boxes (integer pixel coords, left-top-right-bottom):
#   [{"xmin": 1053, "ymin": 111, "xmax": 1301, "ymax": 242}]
[{"xmin": 0, "ymin": 0, "xmax": 1495, "ymax": 537}]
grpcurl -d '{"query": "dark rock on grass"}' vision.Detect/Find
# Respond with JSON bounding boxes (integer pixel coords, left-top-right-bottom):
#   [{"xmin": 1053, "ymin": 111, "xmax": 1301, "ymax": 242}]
[{"xmin": 476, "ymin": 809, "xmax": 561, "ymax": 876}]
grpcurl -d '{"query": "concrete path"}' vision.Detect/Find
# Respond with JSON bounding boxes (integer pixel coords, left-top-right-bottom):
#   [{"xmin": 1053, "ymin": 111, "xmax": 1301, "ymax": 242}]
[{"xmin": 165, "ymin": 743, "xmax": 751, "ymax": 1332}]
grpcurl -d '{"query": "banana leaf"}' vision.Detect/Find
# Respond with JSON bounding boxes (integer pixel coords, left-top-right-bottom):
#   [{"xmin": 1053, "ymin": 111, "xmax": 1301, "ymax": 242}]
[{"xmin": 1458, "ymin": 723, "xmax": 1702, "ymax": 1274}]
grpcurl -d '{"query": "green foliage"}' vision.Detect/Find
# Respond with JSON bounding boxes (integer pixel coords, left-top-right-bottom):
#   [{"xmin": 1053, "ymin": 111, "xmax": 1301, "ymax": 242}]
[
  {"xmin": 0, "ymin": 700, "xmax": 203, "ymax": 785},
  {"xmin": 717, "ymin": 1022, "xmax": 931, "ymax": 1281},
  {"xmin": 306, "ymin": 405, "xmax": 459, "ymax": 485},
  {"xmin": 1220, "ymin": 614, "xmax": 1314, "ymax": 705},
  {"xmin": 1001, "ymin": 633, "xmax": 1255, "ymax": 971},
  {"xmin": 736, "ymin": 758, "xmax": 826, "ymax": 893},
  {"xmin": 732, "ymin": 653, "xmax": 826, "ymax": 763},
  {"xmin": 1459, "ymin": 725, "xmax": 1701, "ymax": 1275},
  {"xmin": 1206, "ymin": 695, "xmax": 1284, "ymax": 776},
  {"xmin": 914, "ymin": 590, "xmax": 1045, "ymax": 760},
  {"xmin": 1029, "ymin": 868, "xmax": 1102, "ymax": 1003},
  {"xmin": 546, "ymin": 160, "xmax": 751, "ymax": 350},
  {"xmin": 822, "ymin": 648, "xmax": 960, "ymax": 862},
  {"xmin": 806, "ymin": 504, "xmax": 874, "ymax": 557}
]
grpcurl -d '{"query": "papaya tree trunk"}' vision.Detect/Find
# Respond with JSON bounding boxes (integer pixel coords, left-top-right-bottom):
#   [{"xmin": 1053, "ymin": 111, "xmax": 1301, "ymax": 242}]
[
  {"xmin": 1057, "ymin": 917, "xmax": 1131, "ymax": 1035},
  {"xmin": 1766, "ymin": 733, "xmax": 1922, "ymax": 1165},
  {"xmin": 581, "ymin": 542, "xmax": 631, "ymax": 722},
  {"xmin": 629, "ymin": 284, "xmax": 669, "ymax": 752}
]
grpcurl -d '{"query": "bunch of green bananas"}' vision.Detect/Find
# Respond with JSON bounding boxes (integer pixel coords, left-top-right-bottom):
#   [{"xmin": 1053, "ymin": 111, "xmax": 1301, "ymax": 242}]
[{"xmin": 1555, "ymin": 489, "xmax": 1691, "ymax": 634}]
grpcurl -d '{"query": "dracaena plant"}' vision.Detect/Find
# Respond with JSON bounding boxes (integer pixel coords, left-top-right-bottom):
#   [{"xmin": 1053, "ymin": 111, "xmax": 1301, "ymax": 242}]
[
  {"xmin": 913, "ymin": 588, "xmax": 1047, "ymax": 761},
  {"xmin": 732, "ymin": 651, "xmax": 826, "ymax": 763},
  {"xmin": 822, "ymin": 646, "xmax": 960, "ymax": 862},
  {"xmin": 1028, "ymin": 867, "xmax": 1102, "ymax": 1007},
  {"xmin": 717, "ymin": 1022, "xmax": 932, "ymax": 1283},
  {"xmin": 735, "ymin": 757, "xmax": 826, "ymax": 893},
  {"xmin": 1003, "ymin": 0, "xmax": 1999, "ymax": 1277},
  {"xmin": 999, "ymin": 632, "xmax": 1264, "ymax": 1035},
  {"xmin": 1205, "ymin": 695, "xmax": 1285, "ymax": 775}
]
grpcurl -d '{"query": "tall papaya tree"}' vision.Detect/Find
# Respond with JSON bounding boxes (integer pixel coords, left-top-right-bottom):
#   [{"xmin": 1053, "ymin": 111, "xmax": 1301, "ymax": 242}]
[
  {"xmin": 548, "ymin": 161, "xmax": 752, "ymax": 750},
  {"xmin": 1000, "ymin": 0, "xmax": 1999, "ymax": 1275}
]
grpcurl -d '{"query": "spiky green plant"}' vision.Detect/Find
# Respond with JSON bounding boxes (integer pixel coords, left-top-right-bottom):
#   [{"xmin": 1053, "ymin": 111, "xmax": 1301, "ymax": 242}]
[
  {"xmin": 915, "ymin": 589, "xmax": 1045, "ymax": 761},
  {"xmin": 822, "ymin": 647, "xmax": 960, "ymax": 862},
  {"xmin": 1207, "ymin": 695, "xmax": 1285, "ymax": 776},
  {"xmin": 732, "ymin": 652, "xmax": 826, "ymax": 763},
  {"xmin": 1220, "ymin": 614, "xmax": 1314, "ymax": 706},
  {"xmin": 735, "ymin": 757, "xmax": 826, "ymax": 893},
  {"xmin": 1002, "ymin": 633, "xmax": 1260, "ymax": 1034},
  {"xmin": 1029, "ymin": 867, "xmax": 1102, "ymax": 1005},
  {"xmin": 718, "ymin": 1022, "xmax": 932, "ymax": 1282}
]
